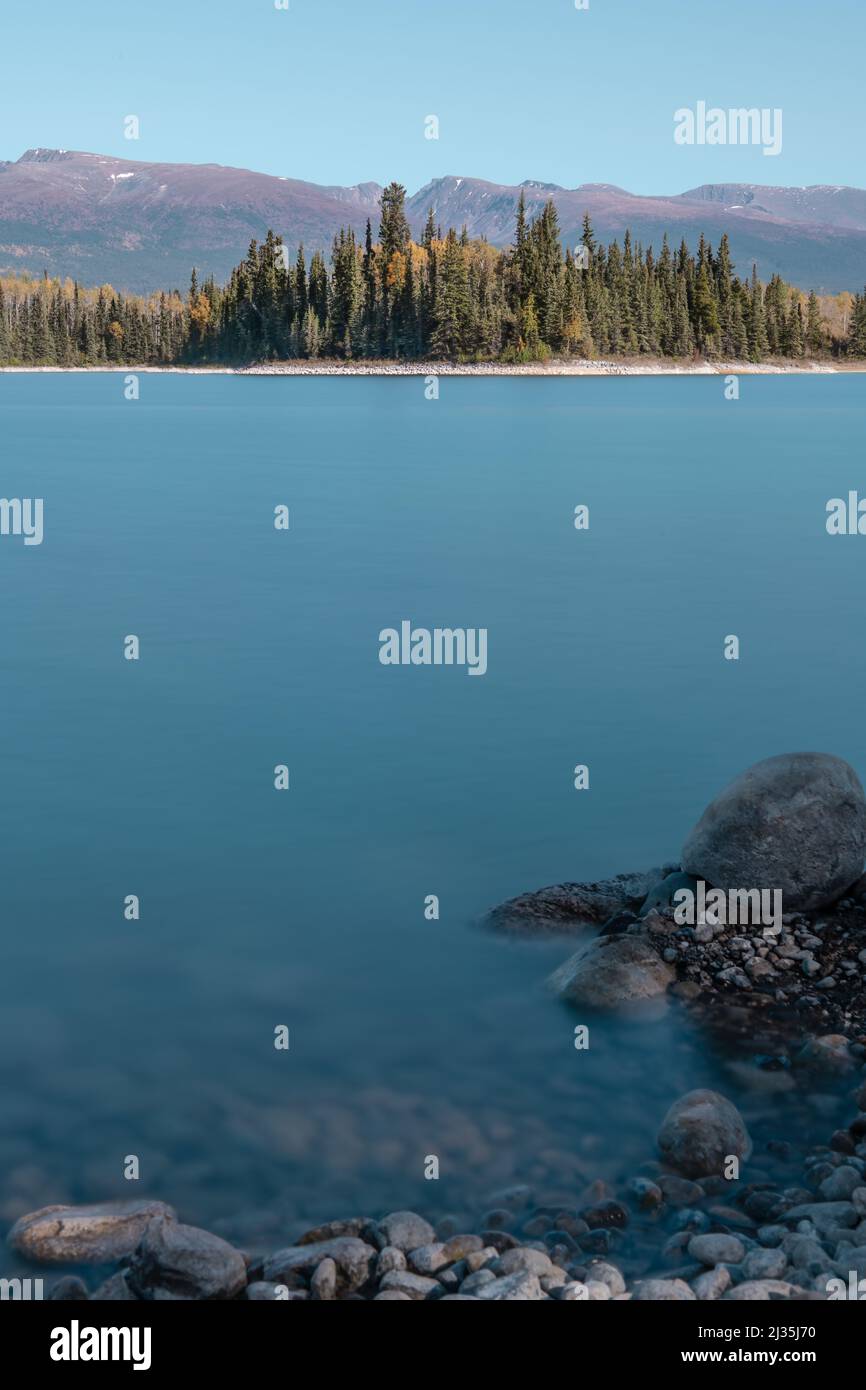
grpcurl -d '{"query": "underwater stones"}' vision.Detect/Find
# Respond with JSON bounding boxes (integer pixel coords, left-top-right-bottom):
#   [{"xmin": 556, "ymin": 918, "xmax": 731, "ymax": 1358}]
[
  {"xmin": 657, "ymin": 1091, "xmax": 752, "ymax": 1180},
  {"xmin": 549, "ymin": 933, "xmax": 675, "ymax": 1011}
]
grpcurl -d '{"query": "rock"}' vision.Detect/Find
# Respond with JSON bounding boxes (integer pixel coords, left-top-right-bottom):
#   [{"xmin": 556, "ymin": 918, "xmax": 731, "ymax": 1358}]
[
  {"xmin": 797, "ymin": 1035, "xmax": 855, "ymax": 1073},
  {"xmin": 247, "ymin": 1281, "xmax": 286, "ymax": 1300},
  {"xmin": 784, "ymin": 1201, "xmax": 857, "ymax": 1231},
  {"xmin": 128, "ymin": 1217, "xmax": 247, "ymax": 1301},
  {"xmin": 681, "ymin": 753, "xmax": 866, "ymax": 913},
  {"xmin": 640, "ymin": 872, "xmax": 699, "ymax": 917},
  {"xmin": 658, "ymin": 1090, "xmax": 752, "ymax": 1179},
  {"xmin": 819, "ymin": 1166, "xmax": 863, "ymax": 1201},
  {"xmin": 692, "ymin": 1267, "xmax": 731, "ymax": 1300},
  {"xmin": 441, "ymin": 1235, "xmax": 483, "ymax": 1262},
  {"xmin": 49, "ymin": 1275, "xmax": 89, "ymax": 1300},
  {"xmin": 375, "ymin": 1246, "xmax": 406, "ymax": 1278},
  {"xmin": 407, "ymin": 1243, "xmax": 449, "ymax": 1275},
  {"xmin": 297, "ymin": 1217, "xmax": 371, "ymax": 1245},
  {"xmin": 475, "ymin": 1271, "xmax": 545, "ymax": 1300},
  {"xmin": 378, "ymin": 1270, "xmax": 440, "ymax": 1300},
  {"xmin": 90, "ymin": 1272, "xmax": 137, "ymax": 1301},
  {"xmin": 688, "ymin": 1233, "xmax": 746, "ymax": 1266},
  {"xmin": 265, "ymin": 1236, "xmax": 376, "ymax": 1294},
  {"xmin": 724, "ymin": 1280, "xmax": 799, "ymax": 1300},
  {"xmin": 633, "ymin": 1278, "xmax": 696, "ymax": 1300},
  {"xmin": 7, "ymin": 1199, "xmax": 175, "ymax": 1266},
  {"xmin": 378, "ymin": 1211, "xmax": 436, "ymax": 1252},
  {"xmin": 460, "ymin": 1268, "xmax": 497, "ymax": 1295},
  {"xmin": 488, "ymin": 869, "xmax": 668, "ymax": 935},
  {"xmin": 586, "ymin": 1261, "xmax": 626, "ymax": 1296},
  {"xmin": 743, "ymin": 1248, "xmax": 788, "ymax": 1281},
  {"xmin": 497, "ymin": 1247, "xmax": 552, "ymax": 1276},
  {"xmin": 311, "ymin": 1257, "xmax": 338, "ymax": 1300},
  {"xmin": 549, "ymin": 934, "xmax": 675, "ymax": 1011},
  {"xmin": 374, "ymin": 1290, "xmax": 413, "ymax": 1300}
]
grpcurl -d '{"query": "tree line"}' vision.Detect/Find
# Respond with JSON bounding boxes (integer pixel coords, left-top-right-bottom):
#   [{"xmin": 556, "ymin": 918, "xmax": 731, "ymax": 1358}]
[{"xmin": 2, "ymin": 183, "xmax": 866, "ymax": 365}]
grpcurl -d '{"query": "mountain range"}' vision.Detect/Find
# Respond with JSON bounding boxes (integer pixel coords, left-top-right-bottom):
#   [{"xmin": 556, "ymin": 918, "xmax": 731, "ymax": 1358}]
[{"xmin": 1, "ymin": 148, "xmax": 865, "ymax": 296}]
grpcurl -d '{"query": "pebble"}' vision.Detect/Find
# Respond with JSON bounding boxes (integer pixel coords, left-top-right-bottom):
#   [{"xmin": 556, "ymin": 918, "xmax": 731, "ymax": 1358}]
[
  {"xmin": 264, "ymin": 1236, "xmax": 376, "ymax": 1293},
  {"xmin": 476, "ymin": 1271, "xmax": 545, "ymax": 1300},
  {"xmin": 378, "ymin": 1211, "xmax": 436, "ymax": 1252},
  {"xmin": 688, "ymin": 1233, "xmax": 746, "ymax": 1266},
  {"xmin": 311, "ymin": 1257, "xmax": 338, "ymax": 1300},
  {"xmin": 378, "ymin": 1270, "xmax": 440, "ymax": 1300}
]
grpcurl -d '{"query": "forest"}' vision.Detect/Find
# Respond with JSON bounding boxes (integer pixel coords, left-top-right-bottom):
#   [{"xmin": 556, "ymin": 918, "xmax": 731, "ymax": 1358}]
[{"xmin": 1, "ymin": 182, "xmax": 865, "ymax": 366}]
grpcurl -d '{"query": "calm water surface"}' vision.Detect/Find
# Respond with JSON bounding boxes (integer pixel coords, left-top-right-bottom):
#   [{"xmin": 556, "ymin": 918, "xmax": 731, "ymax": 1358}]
[{"xmin": 1, "ymin": 373, "xmax": 863, "ymax": 1267}]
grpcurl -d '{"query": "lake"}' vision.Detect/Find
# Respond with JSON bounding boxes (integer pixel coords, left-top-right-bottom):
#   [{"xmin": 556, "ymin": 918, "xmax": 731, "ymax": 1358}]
[{"xmin": 1, "ymin": 372, "xmax": 863, "ymax": 1267}]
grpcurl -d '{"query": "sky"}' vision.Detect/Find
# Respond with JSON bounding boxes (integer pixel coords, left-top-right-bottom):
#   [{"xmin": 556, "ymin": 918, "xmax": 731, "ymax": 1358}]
[{"xmin": 1, "ymin": 0, "xmax": 863, "ymax": 193}]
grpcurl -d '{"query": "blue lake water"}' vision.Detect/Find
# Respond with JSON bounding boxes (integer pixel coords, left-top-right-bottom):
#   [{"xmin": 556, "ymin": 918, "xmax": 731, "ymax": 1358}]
[{"xmin": 1, "ymin": 372, "xmax": 863, "ymax": 1266}]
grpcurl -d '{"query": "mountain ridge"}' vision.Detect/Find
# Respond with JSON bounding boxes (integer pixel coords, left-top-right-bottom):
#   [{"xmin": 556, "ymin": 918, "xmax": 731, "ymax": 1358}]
[{"xmin": 1, "ymin": 149, "xmax": 864, "ymax": 295}]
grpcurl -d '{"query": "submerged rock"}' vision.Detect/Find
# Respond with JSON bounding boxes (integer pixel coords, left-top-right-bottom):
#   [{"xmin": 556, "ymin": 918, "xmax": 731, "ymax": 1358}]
[
  {"xmin": 682, "ymin": 753, "xmax": 866, "ymax": 912},
  {"xmin": 549, "ymin": 934, "xmax": 675, "ymax": 1011},
  {"xmin": 7, "ymin": 1199, "xmax": 175, "ymax": 1266},
  {"xmin": 488, "ymin": 869, "xmax": 670, "ymax": 936},
  {"xmin": 657, "ymin": 1090, "xmax": 752, "ymax": 1179}
]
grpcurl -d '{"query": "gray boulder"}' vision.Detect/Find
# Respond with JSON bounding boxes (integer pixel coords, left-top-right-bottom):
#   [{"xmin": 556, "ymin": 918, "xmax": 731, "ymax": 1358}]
[
  {"xmin": 549, "ymin": 934, "xmax": 675, "ymax": 1011},
  {"xmin": 682, "ymin": 753, "xmax": 866, "ymax": 912},
  {"xmin": 7, "ymin": 1200, "xmax": 175, "ymax": 1266},
  {"xmin": 128, "ymin": 1217, "xmax": 247, "ymax": 1301},
  {"xmin": 658, "ymin": 1090, "xmax": 752, "ymax": 1179}
]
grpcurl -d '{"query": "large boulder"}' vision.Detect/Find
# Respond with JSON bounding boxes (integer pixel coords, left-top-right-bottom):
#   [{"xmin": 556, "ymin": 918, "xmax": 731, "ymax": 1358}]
[
  {"xmin": 681, "ymin": 753, "xmax": 866, "ymax": 912},
  {"xmin": 7, "ymin": 1200, "xmax": 175, "ymax": 1266},
  {"xmin": 657, "ymin": 1090, "xmax": 752, "ymax": 1179},
  {"xmin": 548, "ymin": 934, "xmax": 675, "ymax": 1011}
]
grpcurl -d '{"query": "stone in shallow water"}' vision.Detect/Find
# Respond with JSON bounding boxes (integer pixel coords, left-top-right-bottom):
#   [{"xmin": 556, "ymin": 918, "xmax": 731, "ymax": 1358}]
[
  {"xmin": 657, "ymin": 1090, "xmax": 752, "ymax": 1180},
  {"xmin": 549, "ymin": 934, "xmax": 675, "ymax": 1011},
  {"xmin": 7, "ymin": 1200, "xmax": 175, "ymax": 1265},
  {"xmin": 682, "ymin": 752, "xmax": 866, "ymax": 913},
  {"xmin": 488, "ymin": 869, "xmax": 669, "ymax": 936},
  {"xmin": 128, "ymin": 1217, "xmax": 247, "ymax": 1300}
]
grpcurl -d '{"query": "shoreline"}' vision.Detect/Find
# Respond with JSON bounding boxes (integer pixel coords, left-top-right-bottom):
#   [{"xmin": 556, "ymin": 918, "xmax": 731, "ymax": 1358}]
[{"xmin": 0, "ymin": 357, "xmax": 863, "ymax": 377}]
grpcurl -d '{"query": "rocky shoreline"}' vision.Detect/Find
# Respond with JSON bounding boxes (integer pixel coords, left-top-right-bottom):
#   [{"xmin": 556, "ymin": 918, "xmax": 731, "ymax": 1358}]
[
  {"xmin": 8, "ymin": 1073, "xmax": 866, "ymax": 1301},
  {"xmin": 8, "ymin": 752, "xmax": 866, "ymax": 1302},
  {"xmin": 0, "ymin": 357, "xmax": 854, "ymax": 376}
]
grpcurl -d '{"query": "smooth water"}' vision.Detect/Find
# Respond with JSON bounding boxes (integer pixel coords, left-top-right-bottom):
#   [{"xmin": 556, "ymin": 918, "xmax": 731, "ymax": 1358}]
[{"xmin": 1, "ymin": 373, "xmax": 863, "ymax": 1264}]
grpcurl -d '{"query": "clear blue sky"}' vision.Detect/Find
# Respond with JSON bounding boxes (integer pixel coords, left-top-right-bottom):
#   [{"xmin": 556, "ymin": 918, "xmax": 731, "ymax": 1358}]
[{"xmin": 2, "ymin": 0, "xmax": 862, "ymax": 192}]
